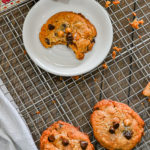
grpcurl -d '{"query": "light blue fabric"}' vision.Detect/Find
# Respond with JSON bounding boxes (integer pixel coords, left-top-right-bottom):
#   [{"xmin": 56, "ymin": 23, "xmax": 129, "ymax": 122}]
[{"xmin": 0, "ymin": 89, "xmax": 38, "ymax": 150}]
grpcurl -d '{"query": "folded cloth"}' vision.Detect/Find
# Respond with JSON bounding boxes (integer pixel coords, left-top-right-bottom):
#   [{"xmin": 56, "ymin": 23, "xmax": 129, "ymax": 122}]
[{"xmin": 0, "ymin": 89, "xmax": 38, "ymax": 150}]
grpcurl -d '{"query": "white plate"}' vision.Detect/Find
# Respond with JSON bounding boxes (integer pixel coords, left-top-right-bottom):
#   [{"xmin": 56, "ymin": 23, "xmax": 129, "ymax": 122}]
[{"xmin": 23, "ymin": 0, "xmax": 113, "ymax": 76}]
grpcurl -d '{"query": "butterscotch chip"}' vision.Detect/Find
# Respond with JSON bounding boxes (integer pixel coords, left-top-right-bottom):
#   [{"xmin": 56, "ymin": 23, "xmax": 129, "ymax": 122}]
[
  {"xmin": 40, "ymin": 121, "xmax": 94, "ymax": 150},
  {"xmin": 39, "ymin": 11, "xmax": 97, "ymax": 60},
  {"xmin": 90, "ymin": 100, "xmax": 144, "ymax": 150}
]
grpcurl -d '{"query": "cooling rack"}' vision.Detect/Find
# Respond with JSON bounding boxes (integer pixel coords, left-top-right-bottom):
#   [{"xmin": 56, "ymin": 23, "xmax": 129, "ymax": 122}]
[{"xmin": 0, "ymin": 0, "xmax": 150, "ymax": 149}]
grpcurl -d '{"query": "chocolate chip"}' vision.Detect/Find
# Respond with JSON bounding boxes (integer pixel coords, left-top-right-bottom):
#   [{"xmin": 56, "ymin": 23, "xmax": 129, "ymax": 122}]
[
  {"xmin": 48, "ymin": 135, "xmax": 55, "ymax": 142},
  {"xmin": 80, "ymin": 141, "xmax": 88, "ymax": 149},
  {"xmin": 91, "ymin": 38, "xmax": 95, "ymax": 43},
  {"xmin": 45, "ymin": 38, "xmax": 50, "ymax": 45},
  {"xmin": 123, "ymin": 130, "xmax": 133, "ymax": 140},
  {"xmin": 94, "ymin": 107, "xmax": 99, "ymax": 110},
  {"xmin": 59, "ymin": 124, "xmax": 63, "ymax": 128},
  {"xmin": 62, "ymin": 138, "xmax": 69, "ymax": 146},
  {"xmin": 62, "ymin": 24, "xmax": 67, "ymax": 28},
  {"xmin": 109, "ymin": 126, "xmax": 115, "ymax": 134},
  {"xmin": 55, "ymin": 32, "xmax": 58, "ymax": 36},
  {"xmin": 113, "ymin": 122, "xmax": 119, "ymax": 129},
  {"xmin": 66, "ymin": 33, "xmax": 73, "ymax": 46},
  {"xmin": 48, "ymin": 24, "xmax": 55, "ymax": 30}
]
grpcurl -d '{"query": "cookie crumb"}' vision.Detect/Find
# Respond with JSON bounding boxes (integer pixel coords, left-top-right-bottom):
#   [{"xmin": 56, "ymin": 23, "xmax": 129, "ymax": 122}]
[
  {"xmin": 36, "ymin": 111, "xmax": 40, "ymax": 114},
  {"xmin": 94, "ymin": 78, "xmax": 97, "ymax": 82},
  {"xmin": 102, "ymin": 63, "xmax": 108, "ymax": 69},
  {"xmin": 138, "ymin": 35, "xmax": 142, "ymax": 39},
  {"xmin": 112, "ymin": 51, "xmax": 116, "ymax": 59},
  {"xmin": 138, "ymin": 19, "xmax": 144, "ymax": 25},
  {"xmin": 132, "ymin": 12, "xmax": 137, "ymax": 16},
  {"xmin": 130, "ymin": 18, "xmax": 144, "ymax": 29},
  {"xmin": 143, "ymin": 82, "xmax": 150, "ymax": 97},
  {"xmin": 72, "ymin": 76, "xmax": 79, "ymax": 80},
  {"xmin": 82, "ymin": 76, "xmax": 85, "ymax": 80},
  {"xmin": 105, "ymin": 1, "xmax": 111, "ymax": 8},
  {"xmin": 24, "ymin": 50, "xmax": 27, "ymax": 55},
  {"xmin": 60, "ymin": 77, "xmax": 63, "ymax": 81},
  {"xmin": 113, "ymin": 46, "xmax": 122, "ymax": 52},
  {"xmin": 113, "ymin": 0, "xmax": 120, "ymax": 5},
  {"xmin": 52, "ymin": 100, "xmax": 56, "ymax": 104},
  {"xmin": 16, "ymin": 0, "xmax": 20, "ymax": 3}
]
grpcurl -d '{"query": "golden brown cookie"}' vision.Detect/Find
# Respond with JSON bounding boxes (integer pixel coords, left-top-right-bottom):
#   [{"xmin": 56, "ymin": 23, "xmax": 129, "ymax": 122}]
[
  {"xmin": 39, "ymin": 11, "xmax": 97, "ymax": 60},
  {"xmin": 40, "ymin": 121, "xmax": 94, "ymax": 150},
  {"xmin": 90, "ymin": 100, "xmax": 144, "ymax": 150}
]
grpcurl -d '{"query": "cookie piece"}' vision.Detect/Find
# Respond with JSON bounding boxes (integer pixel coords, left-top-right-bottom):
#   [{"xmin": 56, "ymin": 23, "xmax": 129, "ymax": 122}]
[
  {"xmin": 143, "ymin": 82, "xmax": 150, "ymax": 97},
  {"xmin": 90, "ymin": 100, "xmax": 144, "ymax": 150},
  {"xmin": 39, "ymin": 11, "xmax": 97, "ymax": 60},
  {"xmin": 40, "ymin": 121, "xmax": 94, "ymax": 150}
]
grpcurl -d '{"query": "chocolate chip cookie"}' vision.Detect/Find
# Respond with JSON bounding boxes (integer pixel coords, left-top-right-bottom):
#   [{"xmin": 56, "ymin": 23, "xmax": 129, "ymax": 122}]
[
  {"xmin": 39, "ymin": 11, "xmax": 97, "ymax": 60},
  {"xmin": 40, "ymin": 121, "xmax": 94, "ymax": 150},
  {"xmin": 90, "ymin": 100, "xmax": 144, "ymax": 150}
]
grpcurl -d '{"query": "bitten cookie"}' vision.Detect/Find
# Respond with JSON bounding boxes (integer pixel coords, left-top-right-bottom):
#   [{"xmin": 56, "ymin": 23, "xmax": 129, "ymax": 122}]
[
  {"xmin": 40, "ymin": 121, "xmax": 94, "ymax": 150},
  {"xmin": 90, "ymin": 100, "xmax": 144, "ymax": 150},
  {"xmin": 39, "ymin": 11, "xmax": 97, "ymax": 60}
]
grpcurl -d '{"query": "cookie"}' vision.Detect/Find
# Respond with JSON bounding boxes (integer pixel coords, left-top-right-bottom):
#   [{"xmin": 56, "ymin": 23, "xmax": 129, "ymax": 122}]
[
  {"xmin": 90, "ymin": 100, "xmax": 144, "ymax": 150},
  {"xmin": 40, "ymin": 121, "xmax": 94, "ymax": 150},
  {"xmin": 39, "ymin": 11, "xmax": 97, "ymax": 60}
]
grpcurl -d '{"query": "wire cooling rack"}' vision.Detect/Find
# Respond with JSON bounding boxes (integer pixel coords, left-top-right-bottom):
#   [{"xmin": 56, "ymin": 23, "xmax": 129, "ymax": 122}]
[{"xmin": 0, "ymin": 0, "xmax": 150, "ymax": 149}]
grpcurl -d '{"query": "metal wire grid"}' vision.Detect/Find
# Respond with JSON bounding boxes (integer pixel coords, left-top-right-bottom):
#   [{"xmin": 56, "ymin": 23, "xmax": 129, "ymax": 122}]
[{"xmin": 0, "ymin": 0, "xmax": 150, "ymax": 149}]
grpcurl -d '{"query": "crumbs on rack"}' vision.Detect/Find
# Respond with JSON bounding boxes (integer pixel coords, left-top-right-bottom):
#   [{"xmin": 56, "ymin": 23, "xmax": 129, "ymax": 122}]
[
  {"xmin": 105, "ymin": 1, "xmax": 111, "ymax": 8},
  {"xmin": 36, "ymin": 111, "xmax": 40, "ymax": 114},
  {"xmin": 102, "ymin": 63, "xmax": 108, "ymax": 69},
  {"xmin": 113, "ymin": 46, "xmax": 122, "ymax": 52},
  {"xmin": 112, "ymin": 51, "xmax": 116, "ymax": 59},
  {"xmin": 138, "ymin": 35, "xmax": 142, "ymax": 39},
  {"xmin": 129, "ymin": 18, "xmax": 144, "ymax": 29},
  {"xmin": 24, "ymin": 50, "xmax": 27, "ymax": 55},
  {"xmin": 59, "ymin": 76, "xmax": 63, "ymax": 81},
  {"xmin": 132, "ymin": 12, "xmax": 137, "ymax": 16},
  {"xmin": 52, "ymin": 100, "xmax": 56, "ymax": 104},
  {"xmin": 113, "ymin": 0, "xmax": 120, "ymax": 5},
  {"xmin": 72, "ymin": 76, "xmax": 80, "ymax": 80}
]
